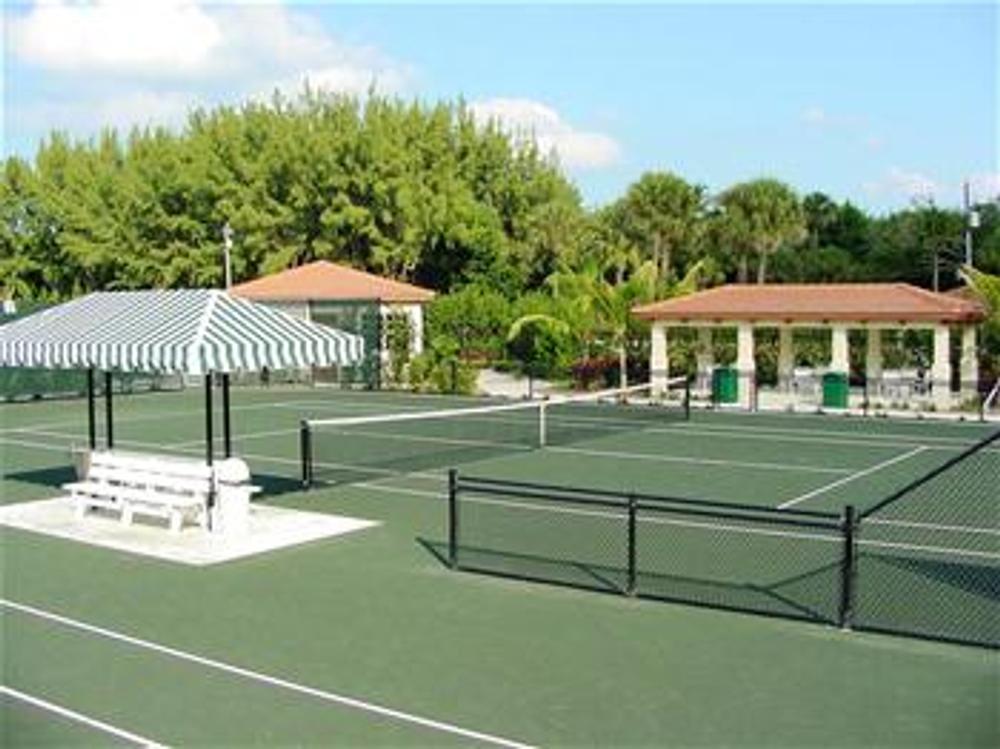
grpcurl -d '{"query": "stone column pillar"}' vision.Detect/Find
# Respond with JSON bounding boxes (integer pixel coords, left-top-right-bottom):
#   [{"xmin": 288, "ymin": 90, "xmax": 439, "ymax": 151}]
[
  {"xmin": 830, "ymin": 325, "xmax": 850, "ymax": 373},
  {"xmin": 960, "ymin": 325, "xmax": 978, "ymax": 402},
  {"xmin": 931, "ymin": 325, "xmax": 951, "ymax": 410},
  {"xmin": 696, "ymin": 327, "xmax": 714, "ymax": 394},
  {"xmin": 737, "ymin": 323, "xmax": 755, "ymax": 410},
  {"xmin": 777, "ymin": 327, "xmax": 794, "ymax": 392},
  {"xmin": 650, "ymin": 322, "xmax": 668, "ymax": 395},
  {"xmin": 865, "ymin": 328, "xmax": 883, "ymax": 396}
]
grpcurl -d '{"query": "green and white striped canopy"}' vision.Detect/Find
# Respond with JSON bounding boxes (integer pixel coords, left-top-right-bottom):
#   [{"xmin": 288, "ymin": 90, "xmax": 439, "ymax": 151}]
[{"xmin": 0, "ymin": 290, "xmax": 364, "ymax": 375}]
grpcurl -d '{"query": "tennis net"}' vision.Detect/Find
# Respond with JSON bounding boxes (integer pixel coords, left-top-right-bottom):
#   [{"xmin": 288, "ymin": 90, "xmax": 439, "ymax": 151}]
[{"xmin": 300, "ymin": 377, "xmax": 690, "ymax": 486}]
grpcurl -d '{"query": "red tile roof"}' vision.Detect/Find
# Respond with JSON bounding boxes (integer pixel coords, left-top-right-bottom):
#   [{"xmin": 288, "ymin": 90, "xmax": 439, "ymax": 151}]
[
  {"xmin": 232, "ymin": 261, "xmax": 435, "ymax": 304},
  {"xmin": 633, "ymin": 283, "xmax": 986, "ymax": 324}
]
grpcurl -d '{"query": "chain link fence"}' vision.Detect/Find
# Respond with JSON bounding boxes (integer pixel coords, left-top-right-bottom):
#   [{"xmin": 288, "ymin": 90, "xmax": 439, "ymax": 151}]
[{"xmin": 447, "ymin": 430, "xmax": 999, "ymax": 648}]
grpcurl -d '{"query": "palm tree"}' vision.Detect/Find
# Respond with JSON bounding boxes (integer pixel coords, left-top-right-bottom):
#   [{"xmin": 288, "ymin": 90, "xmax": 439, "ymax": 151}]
[
  {"xmin": 717, "ymin": 179, "xmax": 806, "ymax": 283},
  {"xmin": 548, "ymin": 258, "xmax": 714, "ymax": 389}
]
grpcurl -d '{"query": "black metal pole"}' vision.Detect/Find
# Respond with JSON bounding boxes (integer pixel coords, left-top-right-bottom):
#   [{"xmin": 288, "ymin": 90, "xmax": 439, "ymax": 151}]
[
  {"xmin": 448, "ymin": 469, "xmax": 459, "ymax": 568},
  {"xmin": 104, "ymin": 371, "xmax": 114, "ymax": 449},
  {"xmin": 684, "ymin": 376, "xmax": 692, "ymax": 420},
  {"xmin": 87, "ymin": 368, "xmax": 96, "ymax": 449},
  {"xmin": 839, "ymin": 505, "xmax": 856, "ymax": 629},
  {"xmin": 627, "ymin": 495, "xmax": 637, "ymax": 596},
  {"xmin": 222, "ymin": 372, "xmax": 231, "ymax": 458},
  {"xmin": 205, "ymin": 373, "xmax": 213, "ymax": 466},
  {"xmin": 300, "ymin": 420, "xmax": 312, "ymax": 488}
]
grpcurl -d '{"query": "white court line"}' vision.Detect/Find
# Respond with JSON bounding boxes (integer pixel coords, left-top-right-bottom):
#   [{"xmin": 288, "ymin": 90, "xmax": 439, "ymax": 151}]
[
  {"xmin": 10, "ymin": 427, "xmax": 856, "ymax": 480},
  {"xmin": 866, "ymin": 518, "xmax": 1000, "ymax": 537},
  {"xmin": 0, "ymin": 600, "xmax": 536, "ymax": 749},
  {"xmin": 644, "ymin": 424, "xmax": 986, "ymax": 453},
  {"xmin": 857, "ymin": 539, "xmax": 1000, "ymax": 561},
  {"xmin": 1, "ymin": 685, "xmax": 166, "ymax": 748},
  {"xmin": 0, "ymin": 436, "xmax": 73, "ymax": 454},
  {"xmin": 674, "ymin": 421, "xmax": 987, "ymax": 446},
  {"xmin": 550, "ymin": 446, "xmax": 852, "ymax": 475},
  {"xmin": 778, "ymin": 447, "xmax": 928, "ymax": 509}
]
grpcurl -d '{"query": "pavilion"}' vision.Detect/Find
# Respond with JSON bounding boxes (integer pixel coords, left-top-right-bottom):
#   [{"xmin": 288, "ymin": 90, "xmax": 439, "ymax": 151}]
[
  {"xmin": 633, "ymin": 283, "xmax": 987, "ymax": 411},
  {"xmin": 0, "ymin": 289, "xmax": 364, "ymax": 464},
  {"xmin": 232, "ymin": 261, "xmax": 435, "ymax": 384}
]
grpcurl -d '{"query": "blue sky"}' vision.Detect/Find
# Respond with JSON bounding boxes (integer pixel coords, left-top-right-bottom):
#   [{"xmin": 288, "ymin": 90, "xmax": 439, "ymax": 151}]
[{"xmin": 3, "ymin": 2, "xmax": 997, "ymax": 211}]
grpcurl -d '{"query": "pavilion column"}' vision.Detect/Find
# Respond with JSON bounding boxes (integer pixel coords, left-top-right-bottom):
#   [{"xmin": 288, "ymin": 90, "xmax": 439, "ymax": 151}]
[
  {"xmin": 87, "ymin": 369, "xmax": 97, "ymax": 449},
  {"xmin": 777, "ymin": 327, "xmax": 794, "ymax": 392},
  {"xmin": 931, "ymin": 325, "xmax": 952, "ymax": 410},
  {"xmin": 865, "ymin": 329, "xmax": 883, "ymax": 396},
  {"xmin": 960, "ymin": 325, "xmax": 978, "ymax": 402},
  {"xmin": 736, "ymin": 323, "xmax": 755, "ymax": 410},
  {"xmin": 104, "ymin": 371, "xmax": 114, "ymax": 449},
  {"xmin": 830, "ymin": 325, "xmax": 850, "ymax": 374},
  {"xmin": 696, "ymin": 327, "xmax": 713, "ymax": 395},
  {"xmin": 650, "ymin": 322, "xmax": 669, "ymax": 395}
]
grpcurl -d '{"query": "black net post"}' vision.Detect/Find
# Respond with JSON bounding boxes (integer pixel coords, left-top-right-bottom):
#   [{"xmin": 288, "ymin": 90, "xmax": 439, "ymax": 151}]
[
  {"xmin": 839, "ymin": 504, "xmax": 856, "ymax": 629},
  {"xmin": 626, "ymin": 494, "xmax": 638, "ymax": 595},
  {"xmin": 684, "ymin": 376, "xmax": 692, "ymax": 420},
  {"xmin": 300, "ymin": 420, "xmax": 312, "ymax": 488},
  {"xmin": 448, "ymin": 469, "xmax": 459, "ymax": 569}
]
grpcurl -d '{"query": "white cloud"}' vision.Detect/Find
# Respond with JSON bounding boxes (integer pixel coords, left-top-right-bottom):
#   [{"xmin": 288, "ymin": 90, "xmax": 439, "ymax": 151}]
[
  {"xmin": 864, "ymin": 167, "xmax": 939, "ymax": 203},
  {"xmin": 9, "ymin": 1, "xmax": 413, "ymax": 140},
  {"xmin": 800, "ymin": 106, "xmax": 828, "ymax": 125},
  {"xmin": 11, "ymin": 1, "xmax": 222, "ymax": 74},
  {"xmin": 469, "ymin": 98, "xmax": 621, "ymax": 170},
  {"xmin": 968, "ymin": 173, "xmax": 1000, "ymax": 202},
  {"xmin": 11, "ymin": 1, "xmax": 411, "ymax": 91}
]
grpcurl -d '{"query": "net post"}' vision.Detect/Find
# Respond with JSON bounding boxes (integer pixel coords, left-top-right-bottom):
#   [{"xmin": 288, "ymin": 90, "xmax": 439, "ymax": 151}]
[
  {"xmin": 839, "ymin": 504, "xmax": 856, "ymax": 630},
  {"xmin": 626, "ymin": 494, "xmax": 637, "ymax": 596},
  {"xmin": 684, "ymin": 375, "xmax": 692, "ymax": 420},
  {"xmin": 300, "ymin": 420, "xmax": 312, "ymax": 489},
  {"xmin": 448, "ymin": 468, "xmax": 459, "ymax": 569}
]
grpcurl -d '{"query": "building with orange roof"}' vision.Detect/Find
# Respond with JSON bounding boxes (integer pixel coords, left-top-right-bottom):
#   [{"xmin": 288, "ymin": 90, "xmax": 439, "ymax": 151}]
[
  {"xmin": 232, "ymin": 261, "xmax": 436, "ymax": 385},
  {"xmin": 633, "ymin": 283, "xmax": 987, "ymax": 411}
]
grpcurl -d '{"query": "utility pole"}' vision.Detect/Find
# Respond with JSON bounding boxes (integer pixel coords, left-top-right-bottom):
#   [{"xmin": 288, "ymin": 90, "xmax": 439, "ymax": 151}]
[
  {"xmin": 222, "ymin": 222, "xmax": 233, "ymax": 289},
  {"xmin": 963, "ymin": 179, "xmax": 979, "ymax": 268}
]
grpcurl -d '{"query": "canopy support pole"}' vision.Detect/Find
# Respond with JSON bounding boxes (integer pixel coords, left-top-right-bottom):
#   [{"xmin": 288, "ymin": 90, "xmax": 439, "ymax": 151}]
[
  {"xmin": 104, "ymin": 372, "xmax": 114, "ymax": 449},
  {"xmin": 87, "ymin": 369, "xmax": 96, "ymax": 449},
  {"xmin": 205, "ymin": 373, "xmax": 214, "ymax": 466},
  {"xmin": 222, "ymin": 373, "xmax": 231, "ymax": 458}
]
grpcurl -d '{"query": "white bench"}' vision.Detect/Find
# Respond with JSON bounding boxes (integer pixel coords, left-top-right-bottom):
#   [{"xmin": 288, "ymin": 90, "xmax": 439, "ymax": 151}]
[{"xmin": 64, "ymin": 451, "xmax": 213, "ymax": 533}]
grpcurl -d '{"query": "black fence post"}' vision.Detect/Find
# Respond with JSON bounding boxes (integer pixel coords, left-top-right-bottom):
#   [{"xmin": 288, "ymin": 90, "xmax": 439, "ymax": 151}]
[
  {"xmin": 839, "ymin": 505, "xmax": 856, "ymax": 629},
  {"xmin": 300, "ymin": 420, "xmax": 312, "ymax": 488},
  {"xmin": 448, "ymin": 469, "xmax": 459, "ymax": 569},
  {"xmin": 626, "ymin": 494, "xmax": 637, "ymax": 596}
]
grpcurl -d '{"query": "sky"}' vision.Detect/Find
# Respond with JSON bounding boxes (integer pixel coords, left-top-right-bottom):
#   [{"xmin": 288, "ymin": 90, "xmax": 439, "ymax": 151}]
[{"xmin": 2, "ymin": 1, "xmax": 997, "ymax": 212}]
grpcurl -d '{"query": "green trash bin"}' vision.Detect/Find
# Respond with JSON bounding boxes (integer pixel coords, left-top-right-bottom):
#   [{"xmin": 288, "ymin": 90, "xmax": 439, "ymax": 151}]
[
  {"xmin": 712, "ymin": 367, "xmax": 739, "ymax": 404},
  {"xmin": 822, "ymin": 372, "xmax": 849, "ymax": 408}
]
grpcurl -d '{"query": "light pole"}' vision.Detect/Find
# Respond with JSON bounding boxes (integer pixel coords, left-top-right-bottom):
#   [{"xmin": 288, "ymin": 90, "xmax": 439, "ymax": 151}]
[
  {"xmin": 963, "ymin": 180, "xmax": 979, "ymax": 268},
  {"xmin": 222, "ymin": 222, "xmax": 233, "ymax": 289}
]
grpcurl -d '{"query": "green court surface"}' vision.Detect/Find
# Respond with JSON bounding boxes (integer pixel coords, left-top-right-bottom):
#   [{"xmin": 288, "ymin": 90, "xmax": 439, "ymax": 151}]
[{"xmin": 1, "ymin": 386, "xmax": 997, "ymax": 746}]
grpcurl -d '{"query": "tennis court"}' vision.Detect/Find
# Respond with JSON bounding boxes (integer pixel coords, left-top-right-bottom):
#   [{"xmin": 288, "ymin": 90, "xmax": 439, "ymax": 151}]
[{"xmin": 2, "ymin": 384, "xmax": 997, "ymax": 746}]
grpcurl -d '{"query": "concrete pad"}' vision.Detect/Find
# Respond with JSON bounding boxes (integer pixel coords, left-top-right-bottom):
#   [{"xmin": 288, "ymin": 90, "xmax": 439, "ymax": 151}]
[{"xmin": 0, "ymin": 497, "xmax": 378, "ymax": 566}]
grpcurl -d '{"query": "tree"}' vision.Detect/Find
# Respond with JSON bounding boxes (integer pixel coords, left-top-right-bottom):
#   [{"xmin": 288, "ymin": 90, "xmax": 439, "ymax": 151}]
[
  {"xmin": 506, "ymin": 314, "xmax": 571, "ymax": 396},
  {"xmin": 616, "ymin": 172, "xmax": 706, "ymax": 283},
  {"xmin": 716, "ymin": 178, "xmax": 806, "ymax": 283}
]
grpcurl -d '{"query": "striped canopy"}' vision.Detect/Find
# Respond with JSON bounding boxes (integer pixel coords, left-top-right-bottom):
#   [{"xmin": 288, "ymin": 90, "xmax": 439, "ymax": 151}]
[{"xmin": 0, "ymin": 290, "xmax": 364, "ymax": 375}]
